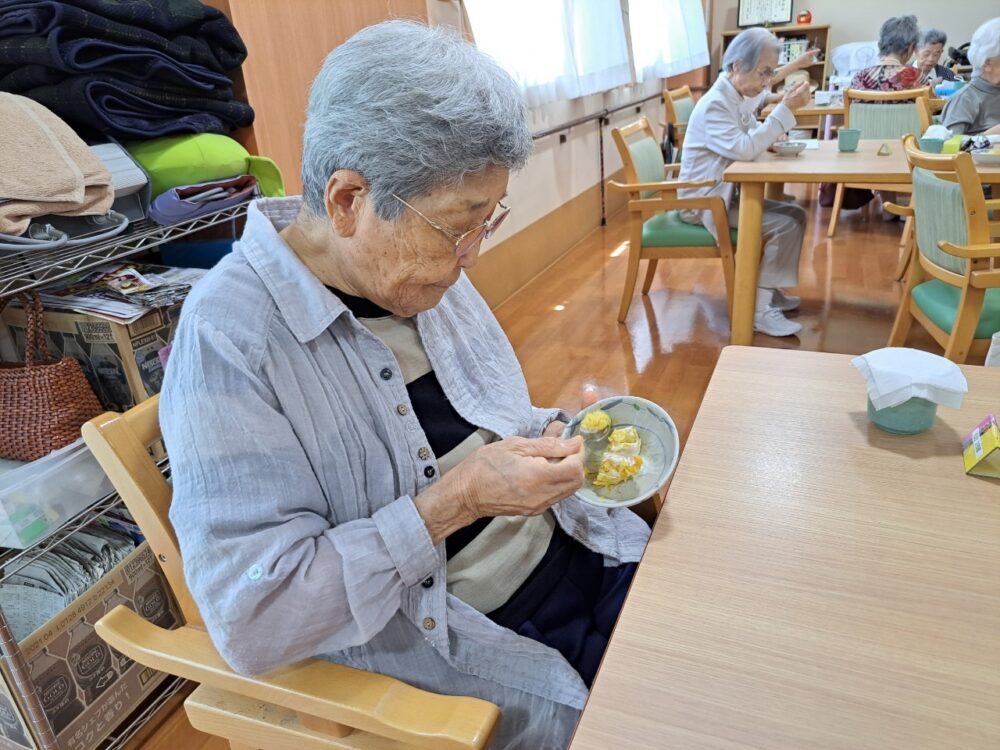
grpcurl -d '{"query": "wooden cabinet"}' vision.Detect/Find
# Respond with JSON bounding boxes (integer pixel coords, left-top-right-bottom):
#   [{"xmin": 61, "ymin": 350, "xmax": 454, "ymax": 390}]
[
  {"xmin": 721, "ymin": 23, "xmax": 832, "ymax": 89},
  {"xmin": 205, "ymin": 0, "xmax": 428, "ymax": 195}
]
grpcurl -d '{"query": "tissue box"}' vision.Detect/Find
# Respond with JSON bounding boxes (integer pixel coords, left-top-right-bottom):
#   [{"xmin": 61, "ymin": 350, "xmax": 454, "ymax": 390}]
[{"xmin": 962, "ymin": 415, "xmax": 1000, "ymax": 478}]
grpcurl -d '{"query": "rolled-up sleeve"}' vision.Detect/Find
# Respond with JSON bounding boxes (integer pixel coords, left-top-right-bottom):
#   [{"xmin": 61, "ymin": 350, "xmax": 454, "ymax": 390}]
[
  {"xmin": 527, "ymin": 407, "xmax": 571, "ymax": 438},
  {"xmin": 161, "ymin": 313, "xmax": 438, "ymax": 675},
  {"xmin": 703, "ymin": 99, "xmax": 795, "ymax": 162},
  {"xmin": 941, "ymin": 94, "xmax": 975, "ymax": 135}
]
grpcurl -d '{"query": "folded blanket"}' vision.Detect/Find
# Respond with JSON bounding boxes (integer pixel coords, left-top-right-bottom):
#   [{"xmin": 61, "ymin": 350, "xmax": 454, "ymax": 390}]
[
  {"xmin": 24, "ymin": 74, "xmax": 254, "ymax": 139},
  {"xmin": 0, "ymin": 93, "xmax": 113, "ymax": 235},
  {"xmin": 0, "ymin": 0, "xmax": 246, "ymax": 72},
  {"xmin": 0, "ymin": 27, "xmax": 234, "ymax": 93}
]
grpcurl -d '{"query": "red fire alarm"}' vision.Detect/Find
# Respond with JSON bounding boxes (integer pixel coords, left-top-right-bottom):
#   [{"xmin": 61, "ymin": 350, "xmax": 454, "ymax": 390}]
[{"xmin": 797, "ymin": 9, "xmax": 813, "ymax": 25}]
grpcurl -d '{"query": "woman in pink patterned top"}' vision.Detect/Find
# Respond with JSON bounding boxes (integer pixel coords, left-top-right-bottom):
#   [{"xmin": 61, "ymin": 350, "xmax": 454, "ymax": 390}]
[{"xmin": 851, "ymin": 15, "xmax": 927, "ymax": 92}]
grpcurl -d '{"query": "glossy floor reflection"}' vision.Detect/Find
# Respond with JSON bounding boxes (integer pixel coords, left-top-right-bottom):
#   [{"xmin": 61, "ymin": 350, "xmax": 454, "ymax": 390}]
[{"xmin": 494, "ymin": 186, "xmax": 947, "ymax": 446}]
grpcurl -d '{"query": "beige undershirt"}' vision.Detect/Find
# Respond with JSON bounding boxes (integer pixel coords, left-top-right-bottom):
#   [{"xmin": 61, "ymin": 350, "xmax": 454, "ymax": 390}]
[{"xmin": 357, "ymin": 313, "xmax": 554, "ymax": 614}]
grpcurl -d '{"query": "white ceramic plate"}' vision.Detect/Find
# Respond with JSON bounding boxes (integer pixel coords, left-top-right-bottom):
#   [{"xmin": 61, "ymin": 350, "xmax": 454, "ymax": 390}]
[
  {"xmin": 562, "ymin": 396, "xmax": 679, "ymax": 508},
  {"xmin": 971, "ymin": 151, "xmax": 1000, "ymax": 166}
]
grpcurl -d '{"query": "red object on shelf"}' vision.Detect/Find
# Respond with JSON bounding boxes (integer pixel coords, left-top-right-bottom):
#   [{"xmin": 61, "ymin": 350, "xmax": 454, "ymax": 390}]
[{"xmin": 797, "ymin": 10, "xmax": 813, "ymax": 25}]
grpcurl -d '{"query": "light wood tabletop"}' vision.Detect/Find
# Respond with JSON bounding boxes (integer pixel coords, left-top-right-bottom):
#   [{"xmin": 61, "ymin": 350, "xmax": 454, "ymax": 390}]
[
  {"xmin": 723, "ymin": 141, "xmax": 1000, "ymax": 345},
  {"xmin": 761, "ymin": 98, "xmax": 846, "ymax": 120},
  {"xmin": 570, "ymin": 347, "xmax": 1000, "ymax": 750}
]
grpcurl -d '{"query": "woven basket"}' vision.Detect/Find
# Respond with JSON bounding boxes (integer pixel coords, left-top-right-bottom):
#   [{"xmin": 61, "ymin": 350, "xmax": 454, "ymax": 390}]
[{"xmin": 0, "ymin": 292, "xmax": 104, "ymax": 462}]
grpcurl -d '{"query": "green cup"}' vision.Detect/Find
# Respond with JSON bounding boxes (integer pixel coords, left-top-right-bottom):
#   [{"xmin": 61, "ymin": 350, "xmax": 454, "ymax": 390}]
[
  {"xmin": 838, "ymin": 127, "xmax": 861, "ymax": 152},
  {"xmin": 867, "ymin": 396, "xmax": 937, "ymax": 435},
  {"xmin": 919, "ymin": 137, "xmax": 945, "ymax": 153}
]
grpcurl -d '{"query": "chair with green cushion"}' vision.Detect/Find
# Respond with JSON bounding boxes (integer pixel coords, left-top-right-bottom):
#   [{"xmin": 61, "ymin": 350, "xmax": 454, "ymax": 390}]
[
  {"xmin": 662, "ymin": 85, "xmax": 695, "ymax": 158},
  {"xmin": 827, "ymin": 87, "xmax": 931, "ymax": 239},
  {"xmin": 888, "ymin": 134, "xmax": 1000, "ymax": 363},
  {"xmin": 608, "ymin": 116, "xmax": 735, "ymax": 323}
]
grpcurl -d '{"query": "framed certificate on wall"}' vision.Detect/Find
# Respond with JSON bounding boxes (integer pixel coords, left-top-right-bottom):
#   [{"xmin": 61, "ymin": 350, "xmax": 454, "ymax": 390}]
[{"xmin": 738, "ymin": 0, "xmax": 793, "ymax": 27}]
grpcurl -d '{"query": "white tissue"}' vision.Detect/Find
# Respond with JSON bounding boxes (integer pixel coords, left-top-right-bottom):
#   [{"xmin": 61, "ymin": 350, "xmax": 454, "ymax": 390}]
[
  {"xmin": 851, "ymin": 347, "xmax": 968, "ymax": 410},
  {"xmin": 922, "ymin": 124, "xmax": 952, "ymax": 140}
]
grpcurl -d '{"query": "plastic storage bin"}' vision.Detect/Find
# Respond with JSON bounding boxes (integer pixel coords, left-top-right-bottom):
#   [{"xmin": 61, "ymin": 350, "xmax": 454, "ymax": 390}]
[{"xmin": 0, "ymin": 439, "xmax": 114, "ymax": 549}]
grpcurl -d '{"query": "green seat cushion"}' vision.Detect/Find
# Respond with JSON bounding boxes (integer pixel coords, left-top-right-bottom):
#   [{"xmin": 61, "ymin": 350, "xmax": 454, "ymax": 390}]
[
  {"xmin": 642, "ymin": 211, "xmax": 738, "ymax": 248},
  {"xmin": 912, "ymin": 280, "xmax": 1000, "ymax": 339}
]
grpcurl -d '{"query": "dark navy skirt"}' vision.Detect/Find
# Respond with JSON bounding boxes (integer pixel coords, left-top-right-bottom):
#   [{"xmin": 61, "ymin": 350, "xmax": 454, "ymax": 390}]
[{"xmin": 486, "ymin": 524, "xmax": 637, "ymax": 687}]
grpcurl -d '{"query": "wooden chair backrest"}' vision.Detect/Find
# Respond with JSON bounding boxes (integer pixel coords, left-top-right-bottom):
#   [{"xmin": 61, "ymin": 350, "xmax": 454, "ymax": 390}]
[
  {"xmin": 664, "ymin": 85, "xmax": 695, "ymax": 125},
  {"xmin": 611, "ymin": 115, "xmax": 674, "ymax": 203},
  {"xmin": 82, "ymin": 396, "xmax": 203, "ymax": 627},
  {"xmin": 900, "ymin": 133, "xmax": 991, "ymax": 283},
  {"xmin": 843, "ymin": 87, "xmax": 932, "ymax": 136}
]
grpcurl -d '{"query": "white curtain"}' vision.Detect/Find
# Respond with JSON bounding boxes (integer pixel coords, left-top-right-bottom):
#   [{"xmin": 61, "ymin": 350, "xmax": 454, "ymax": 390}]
[
  {"xmin": 464, "ymin": 0, "xmax": 631, "ymax": 107},
  {"xmin": 627, "ymin": 0, "xmax": 709, "ymax": 83}
]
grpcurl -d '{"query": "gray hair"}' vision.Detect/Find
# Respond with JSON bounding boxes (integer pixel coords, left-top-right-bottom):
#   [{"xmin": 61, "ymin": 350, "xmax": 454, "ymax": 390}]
[
  {"xmin": 301, "ymin": 20, "xmax": 532, "ymax": 220},
  {"xmin": 723, "ymin": 27, "xmax": 781, "ymax": 74},
  {"xmin": 878, "ymin": 15, "xmax": 920, "ymax": 58},
  {"xmin": 920, "ymin": 29, "xmax": 947, "ymax": 47},
  {"xmin": 969, "ymin": 17, "xmax": 1000, "ymax": 76}
]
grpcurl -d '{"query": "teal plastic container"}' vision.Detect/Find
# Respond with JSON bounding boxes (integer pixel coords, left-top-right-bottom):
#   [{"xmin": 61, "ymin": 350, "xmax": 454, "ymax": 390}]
[
  {"xmin": 838, "ymin": 128, "xmax": 861, "ymax": 152},
  {"xmin": 867, "ymin": 396, "xmax": 938, "ymax": 435},
  {"xmin": 918, "ymin": 137, "xmax": 944, "ymax": 153}
]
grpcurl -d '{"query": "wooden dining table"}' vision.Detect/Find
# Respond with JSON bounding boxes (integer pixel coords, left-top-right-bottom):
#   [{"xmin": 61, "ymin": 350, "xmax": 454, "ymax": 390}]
[
  {"xmin": 569, "ymin": 346, "xmax": 1000, "ymax": 750},
  {"xmin": 723, "ymin": 139, "xmax": 1000, "ymax": 346}
]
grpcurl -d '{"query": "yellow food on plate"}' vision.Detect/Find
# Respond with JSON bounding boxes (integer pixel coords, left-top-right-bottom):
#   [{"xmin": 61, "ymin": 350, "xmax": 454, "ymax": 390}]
[
  {"xmin": 580, "ymin": 409, "xmax": 611, "ymax": 434},
  {"xmin": 593, "ymin": 453, "xmax": 643, "ymax": 487},
  {"xmin": 607, "ymin": 425, "xmax": 641, "ymax": 456}
]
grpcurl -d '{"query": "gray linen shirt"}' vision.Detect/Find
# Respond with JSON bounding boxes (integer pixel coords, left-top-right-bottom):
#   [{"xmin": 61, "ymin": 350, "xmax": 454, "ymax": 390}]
[
  {"xmin": 941, "ymin": 76, "xmax": 1000, "ymax": 135},
  {"xmin": 160, "ymin": 197, "xmax": 650, "ymax": 749}
]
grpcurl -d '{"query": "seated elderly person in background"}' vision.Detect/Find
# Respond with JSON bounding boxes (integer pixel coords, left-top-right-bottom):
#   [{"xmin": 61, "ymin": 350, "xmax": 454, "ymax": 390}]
[
  {"xmin": 852, "ymin": 15, "xmax": 926, "ymax": 91},
  {"xmin": 679, "ymin": 27, "xmax": 811, "ymax": 338},
  {"xmin": 160, "ymin": 20, "xmax": 649, "ymax": 750},
  {"xmin": 916, "ymin": 28, "xmax": 957, "ymax": 82},
  {"xmin": 942, "ymin": 17, "xmax": 1000, "ymax": 135}
]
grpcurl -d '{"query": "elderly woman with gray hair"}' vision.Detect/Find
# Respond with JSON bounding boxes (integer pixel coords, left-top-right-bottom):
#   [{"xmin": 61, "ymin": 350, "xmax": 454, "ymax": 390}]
[
  {"xmin": 851, "ymin": 15, "xmax": 926, "ymax": 91},
  {"xmin": 916, "ymin": 29, "xmax": 956, "ymax": 83},
  {"xmin": 942, "ymin": 17, "xmax": 1000, "ymax": 136},
  {"xmin": 159, "ymin": 19, "xmax": 649, "ymax": 750},
  {"xmin": 679, "ymin": 27, "xmax": 811, "ymax": 337}
]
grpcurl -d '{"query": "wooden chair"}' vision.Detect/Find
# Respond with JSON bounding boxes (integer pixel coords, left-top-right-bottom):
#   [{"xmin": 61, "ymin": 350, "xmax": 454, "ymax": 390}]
[
  {"xmin": 887, "ymin": 135, "xmax": 1000, "ymax": 363},
  {"xmin": 827, "ymin": 87, "xmax": 932, "ymax": 238},
  {"xmin": 81, "ymin": 396, "xmax": 500, "ymax": 750},
  {"xmin": 661, "ymin": 84, "xmax": 695, "ymax": 155},
  {"xmin": 608, "ymin": 116, "xmax": 735, "ymax": 323}
]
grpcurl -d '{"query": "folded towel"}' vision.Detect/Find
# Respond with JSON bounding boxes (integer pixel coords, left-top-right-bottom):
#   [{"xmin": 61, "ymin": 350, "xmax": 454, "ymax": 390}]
[
  {"xmin": 0, "ymin": 0, "xmax": 246, "ymax": 72},
  {"xmin": 0, "ymin": 93, "xmax": 113, "ymax": 236},
  {"xmin": 0, "ymin": 28, "xmax": 234, "ymax": 94},
  {"xmin": 148, "ymin": 175, "xmax": 257, "ymax": 225},
  {"xmin": 22, "ymin": 74, "xmax": 254, "ymax": 139}
]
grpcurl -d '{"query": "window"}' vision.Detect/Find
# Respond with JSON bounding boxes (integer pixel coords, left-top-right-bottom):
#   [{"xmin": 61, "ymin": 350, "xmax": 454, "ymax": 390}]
[
  {"xmin": 464, "ymin": 0, "xmax": 710, "ymax": 105},
  {"xmin": 628, "ymin": 0, "xmax": 710, "ymax": 82},
  {"xmin": 464, "ymin": 0, "xmax": 631, "ymax": 107}
]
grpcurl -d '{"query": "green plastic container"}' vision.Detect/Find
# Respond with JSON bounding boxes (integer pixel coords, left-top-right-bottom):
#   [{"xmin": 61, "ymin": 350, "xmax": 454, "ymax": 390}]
[{"xmin": 867, "ymin": 396, "xmax": 938, "ymax": 435}]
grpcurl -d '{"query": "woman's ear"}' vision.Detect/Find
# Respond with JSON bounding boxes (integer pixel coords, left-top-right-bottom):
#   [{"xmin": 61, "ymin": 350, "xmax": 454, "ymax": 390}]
[{"xmin": 325, "ymin": 170, "xmax": 368, "ymax": 237}]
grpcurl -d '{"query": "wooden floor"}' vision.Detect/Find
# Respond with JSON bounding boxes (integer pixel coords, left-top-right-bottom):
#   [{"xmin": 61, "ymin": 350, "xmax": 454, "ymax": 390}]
[{"xmin": 130, "ymin": 185, "xmax": 953, "ymax": 749}]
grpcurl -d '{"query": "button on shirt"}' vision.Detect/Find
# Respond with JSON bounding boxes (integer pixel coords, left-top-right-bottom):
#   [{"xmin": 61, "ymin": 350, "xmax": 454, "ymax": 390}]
[{"xmin": 160, "ymin": 198, "xmax": 650, "ymax": 750}]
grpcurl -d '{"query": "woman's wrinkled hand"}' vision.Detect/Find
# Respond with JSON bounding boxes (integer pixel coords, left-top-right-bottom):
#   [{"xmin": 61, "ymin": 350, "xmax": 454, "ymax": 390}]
[
  {"xmin": 457, "ymin": 436, "xmax": 584, "ymax": 519},
  {"xmin": 415, "ymin": 436, "xmax": 584, "ymax": 544},
  {"xmin": 782, "ymin": 80, "xmax": 811, "ymax": 111}
]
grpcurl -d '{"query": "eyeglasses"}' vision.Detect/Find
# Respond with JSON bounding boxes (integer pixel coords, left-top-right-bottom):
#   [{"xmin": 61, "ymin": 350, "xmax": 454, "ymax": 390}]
[
  {"xmin": 755, "ymin": 66, "xmax": 776, "ymax": 80},
  {"xmin": 393, "ymin": 194, "xmax": 510, "ymax": 257}
]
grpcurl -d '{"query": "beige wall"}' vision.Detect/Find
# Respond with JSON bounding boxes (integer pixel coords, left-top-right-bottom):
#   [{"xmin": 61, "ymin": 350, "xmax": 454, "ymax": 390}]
[{"xmin": 709, "ymin": 1, "xmax": 997, "ymax": 74}]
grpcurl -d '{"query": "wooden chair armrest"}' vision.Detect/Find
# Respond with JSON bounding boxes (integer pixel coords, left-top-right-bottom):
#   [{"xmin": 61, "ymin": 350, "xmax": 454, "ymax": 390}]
[
  {"xmin": 664, "ymin": 163, "xmax": 682, "ymax": 175},
  {"xmin": 883, "ymin": 202, "xmax": 914, "ymax": 217},
  {"xmin": 938, "ymin": 240, "xmax": 1000, "ymax": 259},
  {"xmin": 984, "ymin": 198, "xmax": 1000, "ymax": 209},
  {"xmin": 609, "ymin": 178, "xmax": 715, "ymax": 193},
  {"xmin": 96, "ymin": 606, "xmax": 499, "ymax": 750}
]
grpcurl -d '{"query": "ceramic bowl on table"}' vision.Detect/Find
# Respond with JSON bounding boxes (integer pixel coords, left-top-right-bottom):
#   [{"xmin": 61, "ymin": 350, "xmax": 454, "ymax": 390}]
[
  {"xmin": 562, "ymin": 396, "xmax": 679, "ymax": 509},
  {"xmin": 971, "ymin": 150, "xmax": 1000, "ymax": 166},
  {"xmin": 772, "ymin": 140, "xmax": 806, "ymax": 157}
]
